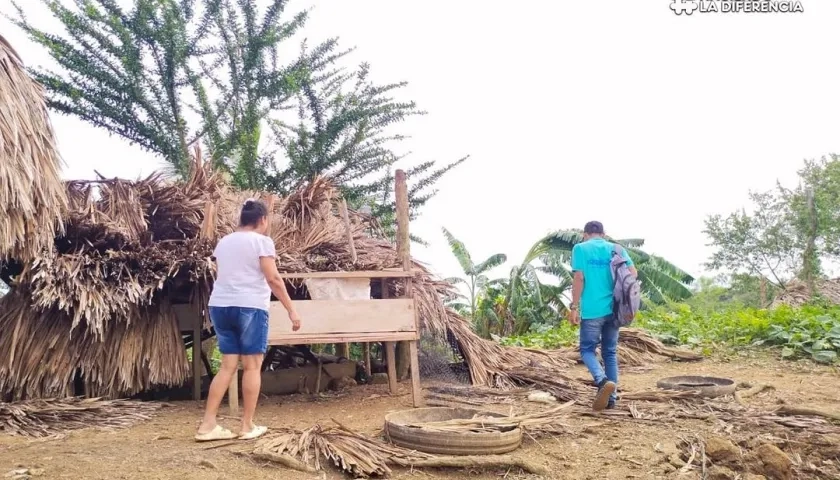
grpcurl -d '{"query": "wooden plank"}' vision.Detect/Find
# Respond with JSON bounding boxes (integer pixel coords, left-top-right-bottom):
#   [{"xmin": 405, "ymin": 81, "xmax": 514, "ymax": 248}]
[
  {"xmin": 409, "ymin": 340, "xmax": 423, "ymax": 407},
  {"xmin": 385, "ymin": 341, "xmax": 398, "ymax": 394},
  {"xmin": 268, "ymin": 299, "xmax": 416, "ymax": 337},
  {"xmin": 278, "ymin": 270, "xmax": 414, "ymax": 279},
  {"xmin": 269, "ymin": 331, "xmax": 418, "ymax": 345},
  {"xmin": 192, "ymin": 315, "xmax": 202, "ymax": 401},
  {"xmin": 228, "ymin": 369, "xmax": 239, "ymax": 415}
]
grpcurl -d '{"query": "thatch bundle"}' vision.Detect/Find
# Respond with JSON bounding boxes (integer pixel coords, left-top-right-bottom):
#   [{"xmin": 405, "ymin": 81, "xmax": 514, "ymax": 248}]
[
  {"xmin": 0, "ymin": 397, "xmax": 163, "ymax": 437},
  {"xmin": 0, "ymin": 34, "xmax": 67, "ymax": 262},
  {"xmin": 0, "ymin": 151, "xmax": 694, "ymax": 401}
]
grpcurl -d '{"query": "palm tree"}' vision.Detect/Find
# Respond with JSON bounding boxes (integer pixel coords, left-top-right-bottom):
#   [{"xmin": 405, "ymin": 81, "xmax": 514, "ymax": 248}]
[{"xmin": 442, "ymin": 227, "xmax": 507, "ymax": 318}]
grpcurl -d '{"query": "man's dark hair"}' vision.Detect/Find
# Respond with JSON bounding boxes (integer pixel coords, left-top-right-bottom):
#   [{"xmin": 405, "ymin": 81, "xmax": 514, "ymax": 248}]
[
  {"xmin": 583, "ymin": 221, "xmax": 604, "ymax": 235},
  {"xmin": 240, "ymin": 199, "xmax": 268, "ymax": 227}
]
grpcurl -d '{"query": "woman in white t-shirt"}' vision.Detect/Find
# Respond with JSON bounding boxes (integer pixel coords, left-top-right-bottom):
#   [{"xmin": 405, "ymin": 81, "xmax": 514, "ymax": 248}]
[{"xmin": 195, "ymin": 199, "xmax": 301, "ymax": 442}]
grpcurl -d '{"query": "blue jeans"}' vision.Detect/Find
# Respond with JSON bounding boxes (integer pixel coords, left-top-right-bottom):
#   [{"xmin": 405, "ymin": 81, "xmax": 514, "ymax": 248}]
[
  {"xmin": 209, "ymin": 306, "xmax": 269, "ymax": 355},
  {"xmin": 579, "ymin": 314, "xmax": 619, "ymax": 402}
]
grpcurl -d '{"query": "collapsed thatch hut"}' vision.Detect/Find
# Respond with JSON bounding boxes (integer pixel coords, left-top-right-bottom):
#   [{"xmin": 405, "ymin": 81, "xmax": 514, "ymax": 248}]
[
  {"xmin": 0, "ymin": 34, "xmax": 67, "ymax": 262},
  {"xmin": 0, "ymin": 153, "xmax": 590, "ymax": 401},
  {"xmin": 772, "ymin": 278, "xmax": 840, "ymax": 307}
]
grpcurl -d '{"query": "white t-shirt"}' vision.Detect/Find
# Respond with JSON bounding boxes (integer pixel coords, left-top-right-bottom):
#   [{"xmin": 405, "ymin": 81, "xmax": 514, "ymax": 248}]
[{"xmin": 208, "ymin": 231, "xmax": 277, "ymax": 311}]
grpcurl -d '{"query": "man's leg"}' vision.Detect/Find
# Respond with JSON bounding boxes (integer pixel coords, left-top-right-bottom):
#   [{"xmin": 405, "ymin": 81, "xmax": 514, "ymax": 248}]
[
  {"xmin": 601, "ymin": 316, "xmax": 620, "ymax": 406},
  {"xmin": 198, "ymin": 353, "xmax": 239, "ymax": 433},
  {"xmin": 579, "ymin": 317, "xmax": 606, "ymax": 384}
]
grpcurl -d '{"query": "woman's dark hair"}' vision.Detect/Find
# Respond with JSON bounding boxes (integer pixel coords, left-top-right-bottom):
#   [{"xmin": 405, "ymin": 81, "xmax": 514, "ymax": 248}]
[{"xmin": 240, "ymin": 198, "xmax": 268, "ymax": 227}]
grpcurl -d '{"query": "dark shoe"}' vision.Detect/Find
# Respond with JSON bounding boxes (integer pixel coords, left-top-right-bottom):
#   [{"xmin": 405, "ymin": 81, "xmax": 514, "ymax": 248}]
[
  {"xmin": 606, "ymin": 400, "xmax": 616, "ymax": 410},
  {"xmin": 593, "ymin": 379, "xmax": 616, "ymax": 411}
]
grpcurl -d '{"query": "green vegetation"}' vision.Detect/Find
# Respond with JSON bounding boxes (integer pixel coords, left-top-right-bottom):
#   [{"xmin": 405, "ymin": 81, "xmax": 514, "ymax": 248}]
[
  {"xmin": 443, "ymin": 229, "xmax": 694, "ymax": 338},
  {"xmin": 640, "ymin": 303, "xmax": 840, "ymax": 363}
]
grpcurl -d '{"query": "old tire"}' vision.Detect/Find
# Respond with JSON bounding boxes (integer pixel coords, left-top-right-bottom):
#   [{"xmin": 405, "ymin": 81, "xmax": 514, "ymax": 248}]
[
  {"xmin": 656, "ymin": 375, "xmax": 736, "ymax": 398},
  {"xmin": 384, "ymin": 407, "xmax": 522, "ymax": 456}
]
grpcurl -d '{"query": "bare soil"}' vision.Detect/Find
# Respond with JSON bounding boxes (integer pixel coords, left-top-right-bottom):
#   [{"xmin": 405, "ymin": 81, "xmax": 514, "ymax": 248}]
[{"xmin": 1, "ymin": 353, "xmax": 838, "ymax": 480}]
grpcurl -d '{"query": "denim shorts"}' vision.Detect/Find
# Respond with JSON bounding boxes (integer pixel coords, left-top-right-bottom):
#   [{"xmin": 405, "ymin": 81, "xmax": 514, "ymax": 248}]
[{"xmin": 209, "ymin": 306, "xmax": 269, "ymax": 355}]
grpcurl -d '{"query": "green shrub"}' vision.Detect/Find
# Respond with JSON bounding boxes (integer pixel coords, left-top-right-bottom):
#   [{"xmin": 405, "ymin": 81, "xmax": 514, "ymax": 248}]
[
  {"xmin": 498, "ymin": 322, "xmax": 579, "ymax": 349},
  {"xmin": 497, "ymin": 303, "xmax": 840, "ymax": 364}
]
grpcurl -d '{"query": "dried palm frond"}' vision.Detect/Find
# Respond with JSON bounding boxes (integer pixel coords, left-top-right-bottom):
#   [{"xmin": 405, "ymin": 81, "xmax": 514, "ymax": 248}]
[
  {"xmin": 0, "ymin": 33, "xmax": 67, "ymax": 261},
  {"xmin": 0, "ymin": 397, "xmax": 162, "ymax": 437},
  {"xmin": 402, "ymin": 401, "xmax": 575, "ymax": 435},
  {"xmin": 255, "ymin": 423, "xmax": 434, "ymax": 477},
  {"xmin": 254, "ymin": 421, "xmax": 550, "ymax": 478}
]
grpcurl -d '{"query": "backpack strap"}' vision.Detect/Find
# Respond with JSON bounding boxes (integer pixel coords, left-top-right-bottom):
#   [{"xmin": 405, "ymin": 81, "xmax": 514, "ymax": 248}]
[{"xmin": 612, "ymin": 244, "xmax": 627, "ymax": 264}]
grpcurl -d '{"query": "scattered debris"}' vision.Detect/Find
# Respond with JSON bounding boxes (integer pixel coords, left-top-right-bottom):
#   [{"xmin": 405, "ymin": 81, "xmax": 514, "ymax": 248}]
[{"xmin": 527, "ymin": 391, "xmax": 557, "ymax": 404}]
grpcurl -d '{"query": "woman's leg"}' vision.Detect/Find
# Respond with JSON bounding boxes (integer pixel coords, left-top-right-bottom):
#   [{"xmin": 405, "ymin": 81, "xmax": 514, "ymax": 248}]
[
  {"xmin": 198, "ymin": 353, "xmax": 239, "ymax": 433},
  {"xmin": 239, "ymin": 354, "xmax": 263, "ymax": 433},
  {"xmin": 237, "ymin": 308, "xmax": 269, "ymax": 435},
  {"xmin": 198, "ymin": 306, "xmax": 241, "ymax": 434}
]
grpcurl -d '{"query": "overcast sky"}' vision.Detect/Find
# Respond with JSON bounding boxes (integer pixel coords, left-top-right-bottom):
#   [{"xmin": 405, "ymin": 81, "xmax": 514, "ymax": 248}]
[{"xmin": 2, "ymin": 0, "xmax": 838, "ymax": 284}]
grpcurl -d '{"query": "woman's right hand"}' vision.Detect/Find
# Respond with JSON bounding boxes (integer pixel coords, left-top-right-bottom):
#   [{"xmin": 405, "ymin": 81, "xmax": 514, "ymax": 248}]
[{"xmin": 290, "ymin": 312, "xmax": 301, "ymax": 331}]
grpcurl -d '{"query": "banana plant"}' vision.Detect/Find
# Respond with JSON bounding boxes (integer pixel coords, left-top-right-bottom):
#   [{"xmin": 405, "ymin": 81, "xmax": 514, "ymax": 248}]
[
  {"xmin": 442, "ymin": 227, "xmax": 507, "ymax": 318},
  {"xmin": 533, "ymin": 229, "xmax": 695, "ymax": 304}
]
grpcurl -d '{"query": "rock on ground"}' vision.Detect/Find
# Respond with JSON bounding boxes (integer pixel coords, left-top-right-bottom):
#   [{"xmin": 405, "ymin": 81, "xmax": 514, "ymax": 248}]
[
  {"xmin": 746, "ymin": 444, "xmax": 793, "ymax": 480},
  {"xmin": 704, "ymin": 436, "xmax": 742, "ymax": 466}
]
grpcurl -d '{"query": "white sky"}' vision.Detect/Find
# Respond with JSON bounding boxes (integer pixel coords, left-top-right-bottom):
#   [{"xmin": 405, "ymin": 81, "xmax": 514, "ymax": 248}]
[{"xmin": 2, "ymin": 0, "xmax": 839, "ymax": 285}]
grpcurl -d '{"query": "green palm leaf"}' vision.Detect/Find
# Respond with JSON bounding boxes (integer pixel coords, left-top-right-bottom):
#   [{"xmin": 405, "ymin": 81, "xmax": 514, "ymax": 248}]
[{"xmin": 474, "ymin": 253, "xmax": 508, "ymax": 275}]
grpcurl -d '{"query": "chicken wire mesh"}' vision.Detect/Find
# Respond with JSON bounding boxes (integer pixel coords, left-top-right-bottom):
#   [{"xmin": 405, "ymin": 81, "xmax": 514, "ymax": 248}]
[{"xmin": 417, "ymin": 330, "xmax": 471, "ymax": 384}]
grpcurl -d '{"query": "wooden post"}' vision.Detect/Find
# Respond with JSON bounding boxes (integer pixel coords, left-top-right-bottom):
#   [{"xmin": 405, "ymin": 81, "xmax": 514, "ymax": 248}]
[
  {"xmin": 380, "ymin": 278, "xmax": 391, "ymax": 388},
  {"xmin": 193, "ymin": 315, "xmax": 202, "ymax": 402},
  {"xmin": 394, "ymin": 169, "xmax": 423, "ymax": 407},
  {"xmin": 339, "ymin": 198, "xmax": 357, "ymax": 264},
  {"xmin": 363, "ymin": 343, "xmax": 372, "ymax": 380},
  {"xmin": 339, "ymin": 197, "xmax": 361, "ymax": 367},
  {"xmin": 385, "ymin": 341, "xmax": 398, "ymax": 394}
]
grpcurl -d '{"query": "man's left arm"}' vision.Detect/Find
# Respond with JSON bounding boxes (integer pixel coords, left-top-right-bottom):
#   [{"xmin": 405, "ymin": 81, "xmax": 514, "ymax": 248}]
[
  {"xmin": 621, "ymin": 248, "xmax": 638, "ymax": 276},
  {"xmin": 570, "ymin": 245, "xmax": 585, "ymax": 324}
]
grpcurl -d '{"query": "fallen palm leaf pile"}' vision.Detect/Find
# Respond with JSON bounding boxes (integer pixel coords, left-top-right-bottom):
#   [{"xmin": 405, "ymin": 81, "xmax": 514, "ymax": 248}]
[
  {"xmin": 252, "ymin": 420, "xmax": 550, "ymax": 478},
  {"xmin": 552, "ymin": 328, "xmax": 703, "ymax": 366},
  {"xmin": 0, "ymin": 397, "xmax": 162, "ymax": 437}
]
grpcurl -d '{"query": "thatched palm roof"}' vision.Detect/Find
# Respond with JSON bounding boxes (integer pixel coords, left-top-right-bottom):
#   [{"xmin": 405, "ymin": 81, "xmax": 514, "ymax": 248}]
[{"xmin": 0, "ymin": 34, "xmax": 66, "ymax": 262}]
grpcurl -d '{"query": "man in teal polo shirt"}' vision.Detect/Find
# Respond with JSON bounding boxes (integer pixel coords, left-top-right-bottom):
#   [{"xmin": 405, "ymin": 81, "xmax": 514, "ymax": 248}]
[{"xmin": 569, "ymin": 221, "xmax": 636, "ymax": 411}]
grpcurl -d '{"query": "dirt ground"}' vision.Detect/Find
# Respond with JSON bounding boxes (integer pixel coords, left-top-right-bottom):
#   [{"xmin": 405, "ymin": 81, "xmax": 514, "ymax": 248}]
[{"xmin": 1, "ymin": 353, "xmax": 838, "ymax": 480}]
